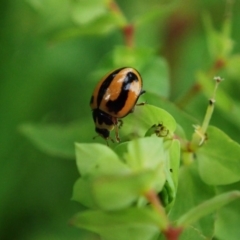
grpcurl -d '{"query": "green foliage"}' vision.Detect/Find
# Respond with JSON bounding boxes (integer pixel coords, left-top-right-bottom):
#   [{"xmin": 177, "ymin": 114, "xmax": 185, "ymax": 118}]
[
  {"xmin": 198, "ymin": 126, "xmax": 240, "ymax": 185},
  {"xmin": 72, "ymin": 136, "xmax": 176, "ymax": 235},
  {"xmin": 215, "ymin": 182, "xmax": 240, "ymax": 240},
  {"xmin": 73, "ymin": 133, "xmax": 180, "ymax": 212},
  {"xmin": 71, "ymin": 208, "xmax": 161, "ymax": 240},
  {"xmin": 176, "ymin": 190, "xmax": 240, "ymax": 228},
  {"xmin": 2, "ymin": 0, "xmax": 240, "ymax": 240}
]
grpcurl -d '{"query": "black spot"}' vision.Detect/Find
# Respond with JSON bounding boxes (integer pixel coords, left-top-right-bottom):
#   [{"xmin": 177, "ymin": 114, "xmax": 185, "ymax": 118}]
[
  {"xmin": 106, "ymin": 71, "xmax": 139, "ymax": 114},
  {"xmin": 97, "ymin": 68, "xmax": 125, "ymax": 107}
]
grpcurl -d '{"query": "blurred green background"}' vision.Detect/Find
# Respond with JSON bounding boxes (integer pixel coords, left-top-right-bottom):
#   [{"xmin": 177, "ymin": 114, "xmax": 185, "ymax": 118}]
[{"xmin": 1, "ymin": 0, "xmax": 240, "ymax": 239}]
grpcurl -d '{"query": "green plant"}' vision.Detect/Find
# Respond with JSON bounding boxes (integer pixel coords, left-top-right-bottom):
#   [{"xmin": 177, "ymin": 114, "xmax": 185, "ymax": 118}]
[{"xmin": 20, "ymin": 0, "xmax": 240, "ymax": 239}]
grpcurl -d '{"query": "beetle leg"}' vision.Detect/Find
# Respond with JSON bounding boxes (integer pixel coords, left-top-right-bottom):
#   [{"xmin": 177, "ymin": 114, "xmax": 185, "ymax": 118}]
[
  {"xmin": 136, "ymin": 102, "xmax": 145, "ymax": 106},
  {"xmin": 113, "ymin": 118, "xmax": 120, "ymax": 142},
  {"xmin": 118, "ymin": 119, "xmax": 123, "ymax": 129},
  {"xmin": 93, "ymin": 135, "xmax": 99, "ymax": 140},
  {"xmin": 129, "ymin": 102, "xmax": 146, "ymax": 114},
  {"xmin": 115, "ymin": 127, "xmax": 120, "ymax": 142},
  {"xmin": 106, "ymin": 136, "xmax": 115, "ymax": 146},
  {"xmin": 136, "ymin": 90, "xmax": 146, "ymax": 106},
  {"xmin": 93, "ymin": 134, "xmax": 114, "ymax": 146}
]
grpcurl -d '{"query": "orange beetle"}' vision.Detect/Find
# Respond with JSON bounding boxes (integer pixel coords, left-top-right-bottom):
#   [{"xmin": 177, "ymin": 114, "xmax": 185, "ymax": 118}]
[{"xmin": 90, "ymin": 67, "xmax": 145, "ymax": 142}]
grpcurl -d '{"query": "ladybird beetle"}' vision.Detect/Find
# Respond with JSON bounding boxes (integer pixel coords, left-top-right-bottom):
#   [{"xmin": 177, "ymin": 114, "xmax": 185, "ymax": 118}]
[{"xmin": 90, "ymin": 67, "xmax": 145, "ymax": 143}]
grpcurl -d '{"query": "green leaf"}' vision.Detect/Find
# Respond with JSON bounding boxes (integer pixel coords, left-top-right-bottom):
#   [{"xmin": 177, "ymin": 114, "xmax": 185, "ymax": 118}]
[
  {"xmin": 169, "ymin": 163, "xmax": 215, "ymax": 238},
  {"xmin": 71, "ymin": 207, "xmax": 163, "ymax": 240},
  {"xmin": 75, "ymin": 143, "xmax": 130, "ymax": 177},
  {"xmin": 141, "ymin": 56, "xmax": 170, "ymax": 98},
  {"xmin": 73, "ymin": 138, "xmax": 168, "ymax": 210},
  {"xmin": 72, "ymin": 177, "xmax": 98, "ymax": 209},
  {"xmin": 125, "ymin": 137, "xmax": 165, "ymax": 170},
  {"xmin": 134, "ymin": 1, "xmax": 175, "ymax": 27},
  {"xmin": 112, "ymin": 0, "xmax": 175, "ymax": 26},
  {"xmin": 90, "ymin": 46, "xmax": 153, "ymax": 76},
  {"xmin": 122, "ymin": 137, "xmax": 180, "ymax": 210},
  {"xmin": 92, "ymin": 169, "xmax": 161, "ymax": 210},
  {"xmin": 72, "ymin": 169, "xmax": 159, "ymax": 210},
  {"xmin": 19, "ymin": 122, "xmax": 91, "ymax": 159},
  {"xmin": 77, "ymin": 12, "xmax": 123, "ymax": 34},
  {"xmin": 178, "ymin": 227, "xmax": 210, "ymax": 240},
  {"xmin": 72, "ymin": 170, "xmax": 159, "ymax": 210},
  {"xmin": 71, "ymin": 0, "xmax": 107, "ymax": 25},
  {"xmin": 121, "ymin": 104, "xmax": 176, "ymax": 140},
  {"xmin": 177, "ymin": 191, "xmax": 240, "ymax": 228},
  {"xmin": 203, "ymin": 12, "xmax": 233, "ymax": 60},
  {"xmin": 227, "ymin": 54, "xmax": 240, "ymax": 79},
  {"xmin": 28, "ymin": 0, "xmax": 125, "ymax": 41},
  {"xmin": 27, "ymin": 0, "xmax": 71, "ymax": 21},
  {"xmin": 113, "ymin": 46, "xmax": 154, "ymax": 70},
  {"xmin": 215, "ymin": 182, "xmax": 240, "ymax": 240},
  {"xmin": 157, "ymin": 139, "xmax": 180, "ymax": 209},
  {"xmin": 50, "ymin": 12, "xmax": 123, "ymax": 42},
  {"xmin": 197, "ymin": 126, "xmax": 240, "ymax": 185},
  {"xmin": 113, "ymin": 141, "xmax": 129, "ymax": 159},
  {"xmin": 168, "ymin": 139, "xmax": 180, "ymax": 190},
  {"xmin": 144, "ymin": 93, "xmax": 198, "ymax": 139},
  {"xmin": 157, "ymin": 226, "xmax": 209, "ymax": 240}
]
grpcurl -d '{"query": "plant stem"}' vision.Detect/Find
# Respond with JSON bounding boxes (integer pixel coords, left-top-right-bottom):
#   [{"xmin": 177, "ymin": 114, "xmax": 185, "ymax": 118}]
[
  {"xmin": 108, "ymin": 1, "xmax": 134, "ymax": 47},
  {"xmin": 122, "ymin": 24, "xmax": 135, "ymax": 48},
  {"xmin": 190, "ymin": 76, "xmax": 223, "ymax": 150},
  {"xmin": 201, "ymin": 76, "xmax": 221, "ymax": 133},
  {"xmin": 145, "ymin": 189, "xmax": 169, "ymax": 230},
  {"xmin": 144, "ymin": 189, "xmax": 183, "ymax": 240},
  {"xmin": 108, "ymin": 0, "xmax": 127, "ymax": 23},
  {"xmin": 108, "ymin": 0, "xmax": 128, "ymax": 27},
  {"xmin": 163, "ymin": 226, "xmax": 183, "ymax": 240}
]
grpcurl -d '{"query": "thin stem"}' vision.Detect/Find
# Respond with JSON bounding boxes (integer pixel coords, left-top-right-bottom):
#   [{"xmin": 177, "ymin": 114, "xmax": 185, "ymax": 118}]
[
  {"xmin": 144, "ymin": 190, "xmax": 183, "ymax": 240},
  {"xmin": 201, "ymin": 76, "xmax": 221, "ymax": 134},
  {"xmin": 108, "ymin": 0, "xmax": 128, "ymax": 26},
  {"xmin": 108, "ymin": 1, "xmax": 135, "ymax": 47},
  {"xmin": 122, "ymin": 24, "xmax": 135, "ymax": 48},
  {"xmin": 163, "ymin": 226, "xmax": 183, "ymax": 240},
  {"xmin": 144, "ymin": 189, "xmax": 169, "ymax": 230},
  {"xmin": 190, "ymin": 76, "xmax": 223, "ymax": 150}
]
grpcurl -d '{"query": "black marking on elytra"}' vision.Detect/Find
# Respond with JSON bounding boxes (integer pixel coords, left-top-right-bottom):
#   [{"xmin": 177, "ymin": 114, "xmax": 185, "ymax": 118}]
[
  {"xmin": 106, "ymin": 71, "xmax": 139, "ymax": 114},
  {"xmin": 90, "ymin": 95, "xmax": 94, "ymax": 104},
  {"xmin": 97, "ymin": 68, "xmax": 125, "ymax": 107}
]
